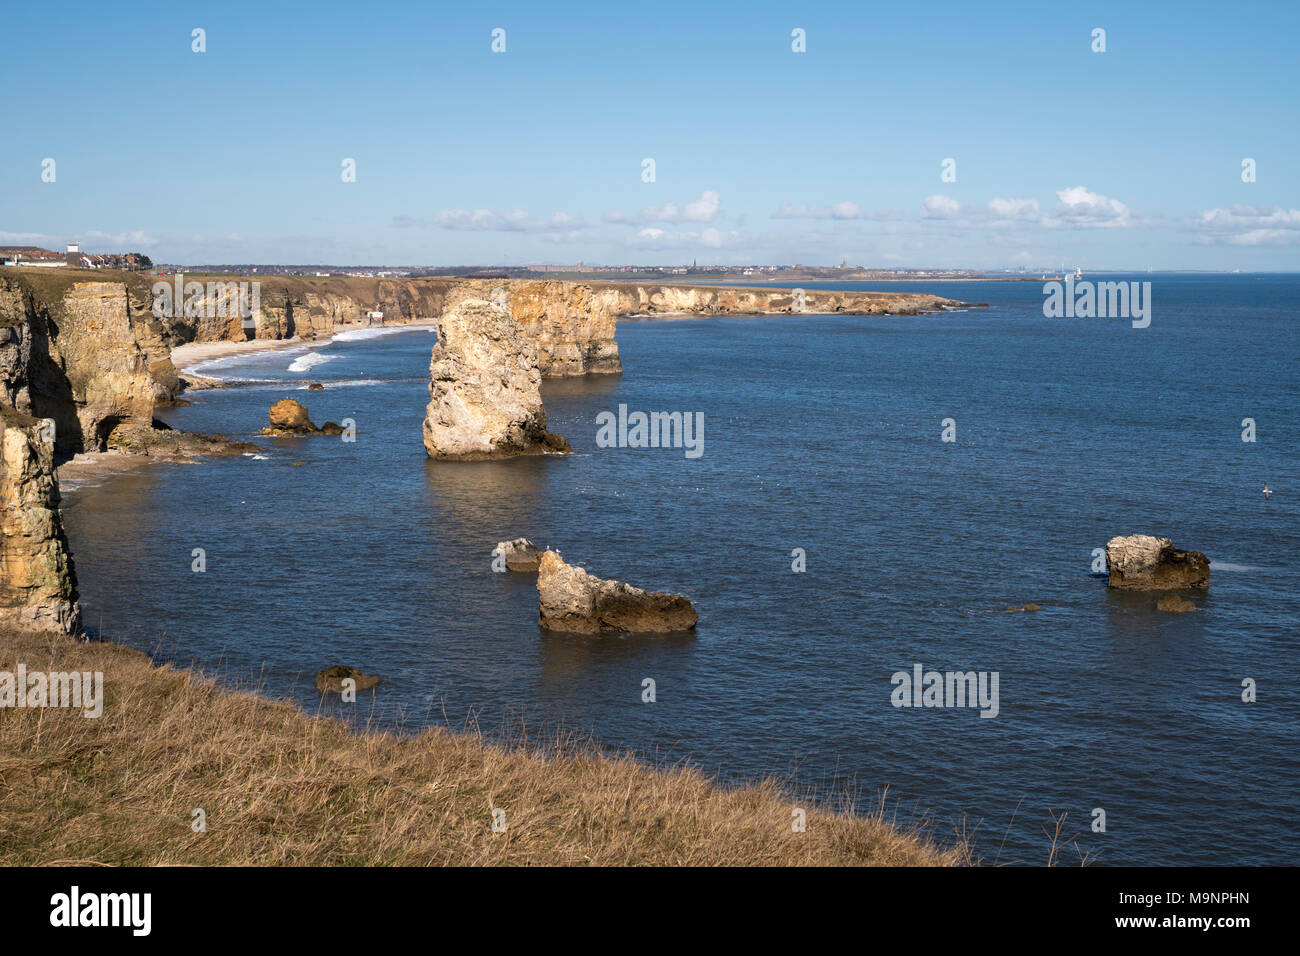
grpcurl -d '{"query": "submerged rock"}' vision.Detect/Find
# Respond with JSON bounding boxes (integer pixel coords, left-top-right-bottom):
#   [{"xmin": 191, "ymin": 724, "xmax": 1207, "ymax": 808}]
[
  {"xmin": 1106, "ymin": 535, "xmax": 1210, "ymax": 590},
  {"xmin": 536, "ymin": 550, "xmax": 698, "ymax": 634},
  {"xmin": 496, "ymin": 537, "xmax": 543, "ymax": 572},
  {"xmin": 1004, "ymin": 603, "xmax": 1042, "ymax": 612},
  {"xmin": 0, "ymin": 407, "xmax": 82, "ymax": 636},
  {"xmin": 315, "ymin": 665, "xmax": 380, "ymax": 694},
  {"xmin": 422, "ymin": 292, "xmax": 568, "ymax": 460},
  {"xmin": 1157, "ymin": 594, "xmax": 1197, "ymax": 613}
]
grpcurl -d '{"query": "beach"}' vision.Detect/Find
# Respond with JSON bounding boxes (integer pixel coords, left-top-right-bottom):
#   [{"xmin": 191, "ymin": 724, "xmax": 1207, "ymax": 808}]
[{"xmin": 170, "ymin": 319, "xmax": 441, "ymax": 377}]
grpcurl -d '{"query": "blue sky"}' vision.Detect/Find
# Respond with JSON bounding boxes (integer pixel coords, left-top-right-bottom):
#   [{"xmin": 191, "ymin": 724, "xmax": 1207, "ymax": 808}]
[{"xmin": 2, "ymin": 0, "xmax": 1297, "ymax": 268}]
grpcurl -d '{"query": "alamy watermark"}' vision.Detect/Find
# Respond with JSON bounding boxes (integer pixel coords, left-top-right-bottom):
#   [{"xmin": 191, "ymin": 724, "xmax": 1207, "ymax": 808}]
[
  {"xmin": 1, "ymin": 665, "xmax": 103, "ymax": 718},
  {"xmin": 152, "ymin": 273, "xmax": 260, "ymax": 327},
  {"xmin": 595, "ymin": 404, "xmax": 704, "ymax": 458},
  {"xmin": 1042, "ymin": 277, "xmax": 1151, "ymax": 328},
  {"xmin": 891, "ymin": 664, "xmax": 999, "ymax": 718},
  {"xmin": 50, "ymin": 886, "xmax": 150, "ymax": 936}
]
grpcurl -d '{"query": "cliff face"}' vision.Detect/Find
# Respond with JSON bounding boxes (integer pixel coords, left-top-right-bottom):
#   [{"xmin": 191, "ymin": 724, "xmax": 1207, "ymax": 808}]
[
  {"xmin": 0, "ymin": 406, "xmax": 81, "ymax": 636},
  {"xmin": 462, "ymin": 280, "xmax": 622, "ymax": 377},
  {"xmin": 0, "ymin": 275, "xmax": 167, "ymax": 457},
  {"xmin": 594, "ymin": 283, "xmax": 963, "ymax": 318},
  {"xmin": 422, "ymin": 289, "xmax": 569, "ymax": 459},
  {"xmin": 424, "ymin": 279, "xmax": 961, "ymax": 377},
  {"xmin": 1, "ymin": 269, "xmax": 967, "ymax": 458},
  {"xmin": 167, "ymin": 276, "xmax": 457, "ymax": 344}
]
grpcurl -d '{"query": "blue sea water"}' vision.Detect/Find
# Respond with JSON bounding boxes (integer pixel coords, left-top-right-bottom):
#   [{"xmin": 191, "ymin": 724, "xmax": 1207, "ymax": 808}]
[{"xmin": 59, "ymin": 275, "xmax": 1300, "ymax": 865}]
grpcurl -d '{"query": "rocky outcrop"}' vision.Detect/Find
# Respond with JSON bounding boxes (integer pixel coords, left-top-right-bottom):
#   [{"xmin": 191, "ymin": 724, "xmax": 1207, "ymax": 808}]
[
  {"xmin": 423, "ymin": 292, "xmax": 570, "ymax": 459},
  {"xmin": 0, "ymin": 406, "xmax": 81, "ymax": 635},
  {"xmin": 269, "ymin": 399, "xmax": 315, "ymax": 432},
  {"xmin": 262, "ymin": 399, "xmax": 344, "ymax": 437},
  {"xmin": 104, "ymin": 421, "xmax": 262, "ymax": 459},
  {"xmin": 536, "ymin": 550, "xmax": 698, "ymax": 633},
  {"xmin": 1106, "ymin": 535, "xmax": 1210, "ymax": 590},
  {"xmin": 315, "ymin": 665, "xmax": 380, "ymax": 694},
  {"xmin": 495, "ymin": 537, "xmax": 542, "ymax": 571}
]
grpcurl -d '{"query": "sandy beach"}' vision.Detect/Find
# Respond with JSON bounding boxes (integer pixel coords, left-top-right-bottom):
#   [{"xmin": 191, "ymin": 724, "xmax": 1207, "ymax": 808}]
[
  {"xmin": 171, "ymin": 334, "xmax": 309, "ymax": 374},
  {"xmin": 170, "ymin": 319, "xmax": 440, "ymax": 377},
  {"xmin": 56, "ymin": 449, "xmax": 156, "ymax": 487}
]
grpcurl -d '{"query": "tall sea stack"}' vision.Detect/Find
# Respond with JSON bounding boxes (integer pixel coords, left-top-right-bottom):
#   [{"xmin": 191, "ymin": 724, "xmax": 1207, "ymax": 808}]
[
  {"xmin": 0, "ymin": 407, "xmax": 82, "ymax": 635},
  {"xmin": 422, "ymin": 291, "xmax": 569, "ymax": 460}
]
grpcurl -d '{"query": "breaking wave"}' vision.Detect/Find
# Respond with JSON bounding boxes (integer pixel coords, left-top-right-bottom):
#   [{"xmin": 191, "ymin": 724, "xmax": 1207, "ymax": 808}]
[{"xmin": 287, "ymin": 352, "xmax": 338, "ymax": 373}]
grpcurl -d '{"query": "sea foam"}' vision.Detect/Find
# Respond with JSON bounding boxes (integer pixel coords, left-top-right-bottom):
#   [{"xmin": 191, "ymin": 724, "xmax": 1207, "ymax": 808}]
[
  {"xmin": 332, "ymin": 326, "xmax": 432, "ymax": 342},
  {"xmin": 287, "ymin": 352, "xmax": 338, "ymax": 373}
]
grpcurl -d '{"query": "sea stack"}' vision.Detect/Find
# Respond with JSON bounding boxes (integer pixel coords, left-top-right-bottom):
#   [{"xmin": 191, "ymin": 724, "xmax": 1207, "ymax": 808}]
[
  {"xmin": 536, "ymin": 550, "xmax": 698, "ymax": 633},
  {"xmin": 0, "ymin": 408, "xmax": 82, "ymax": 635},
  {"xmin": 1105, "ymin": 534, "xmax": 1210, "ymax": 590},
  {"xmin": 422, "ymin": 292, "xmax": 569, "ymax": 459}
]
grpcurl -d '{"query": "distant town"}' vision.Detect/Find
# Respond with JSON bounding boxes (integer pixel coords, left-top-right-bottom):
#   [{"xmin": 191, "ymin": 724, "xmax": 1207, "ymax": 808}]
[
  {"xmin": 0, "ymin": 243, "xmax": 152, "ymax": 271},
  {"xmin": 0, "ymin": 246, "xmax": 1008, "ymax": 281},
  {"xmin": 3, "ymin": 244, "xmax": 1229, "ymax": 282}
]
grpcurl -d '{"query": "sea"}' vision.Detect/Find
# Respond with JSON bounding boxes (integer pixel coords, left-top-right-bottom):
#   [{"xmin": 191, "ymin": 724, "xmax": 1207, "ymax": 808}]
[{"xmin": 58, "ymin": 274, "xmax": 1300, "ymax": 865}]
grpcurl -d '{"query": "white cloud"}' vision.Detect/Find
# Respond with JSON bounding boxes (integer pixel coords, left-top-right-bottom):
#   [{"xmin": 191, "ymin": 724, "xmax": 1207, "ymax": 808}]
[
  {"xmin": 987, "ymin": 198, "xmax": 1042, "ymax": 221},
  {"xmin": 771, "ymin": 200, "xmax": 902, "ymax": 221},
  {"xmin": 1043, "ymin": 186, "xmax": 1132, "ymax": 228},
  {"xmin": 921, "ymin": 195, "xmax": 963, "ymax": 219},
  {"xmin": 80, "ymin": 230, "xmax": 160, "ymax": 249},
  {"xmin": 626, "ymin": 225, "xmax": 737, "ymax": 249},
  {"xmin": 682, "ymin": 191, "xmax": 722, "ymax": 222},
  {"xmin": 605, "ymin": 190, "xmax": 722, "ymax": 224},
  {"xmin": 1191, "ymin": 206, "xmax": 1300, "ymax": 245}
]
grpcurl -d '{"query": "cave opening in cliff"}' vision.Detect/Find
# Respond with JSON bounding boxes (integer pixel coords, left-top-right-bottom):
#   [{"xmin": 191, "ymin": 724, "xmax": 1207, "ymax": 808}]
[{"xmin": 93, "ymin": 414, "xmax": 127, "ymax": 452}]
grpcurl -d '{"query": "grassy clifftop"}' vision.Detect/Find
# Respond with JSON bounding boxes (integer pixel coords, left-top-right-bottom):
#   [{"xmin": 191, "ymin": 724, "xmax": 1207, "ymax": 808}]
[{"xmin": 0, "ymin": 627, "xmax": 963, "ymax": 866}]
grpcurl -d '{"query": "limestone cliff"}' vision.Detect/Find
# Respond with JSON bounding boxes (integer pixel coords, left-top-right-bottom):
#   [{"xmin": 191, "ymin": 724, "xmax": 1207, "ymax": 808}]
[
  {"xmin": 593, "ymin": 282, "xmax": 964, "ymax": 319},
  {"xmin": 0, "ymin": 406, "xmax": 81, "ymax": 636},
  {"xmin": 166, "ymin": 276, "xmax": 457, "ymax": 344},
  {"xmin": 430, "ymin": 279, "xmax": 962, "ymax": 377},
  {"xmin": 446, "ymin": 280, "xmax": 622, "ymax": 377},
  {"xmin": 0, "ymin": 274, "xmax": 167, "ymax": 457},
  {"xmin": 422, "ymin": 290, "xmax": 569, "ymax": 459},
  {"xmin": 2, "ymin": 268, "xmax": 969, "ymax": 458}
]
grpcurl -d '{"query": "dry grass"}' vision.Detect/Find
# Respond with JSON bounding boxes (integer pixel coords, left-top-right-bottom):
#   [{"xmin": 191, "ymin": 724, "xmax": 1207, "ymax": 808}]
[{"xmin": 0, "ymin": 628, "xmax": 965, "ymax": 866}]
